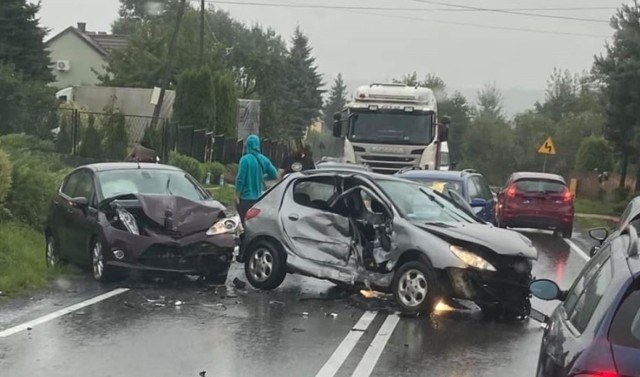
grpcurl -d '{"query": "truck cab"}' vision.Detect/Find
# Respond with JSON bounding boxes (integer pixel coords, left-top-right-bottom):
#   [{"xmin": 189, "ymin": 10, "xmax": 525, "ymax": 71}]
[{"xmin": 332, "ymin": 83, "xmax": 449, "ymax": 174}]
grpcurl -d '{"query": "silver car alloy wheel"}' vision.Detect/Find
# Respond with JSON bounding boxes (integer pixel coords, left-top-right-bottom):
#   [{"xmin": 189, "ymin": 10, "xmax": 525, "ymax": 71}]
[
  {"xmin": 92, "ymin": 242, "xmax": 104, "ymax": 280},
  {"xmin": 249, "ymin": 248, "xmax": 273, "ymax": 282},
  {"xmin": 46, "ymin": 236, "xmax": 58, "ymax": 267},
  {"xmin": 397, "ymin": 268, "xmax": 428, "ymax": 308}
]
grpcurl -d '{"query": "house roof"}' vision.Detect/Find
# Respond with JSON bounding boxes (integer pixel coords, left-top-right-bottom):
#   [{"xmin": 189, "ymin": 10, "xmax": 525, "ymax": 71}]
[{"xmin": 46, "ymin": 26, "xmax": 129, "ymax": 57}]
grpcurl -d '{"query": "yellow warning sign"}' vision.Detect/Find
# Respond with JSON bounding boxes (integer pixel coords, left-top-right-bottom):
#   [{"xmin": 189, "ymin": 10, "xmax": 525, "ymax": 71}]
[{"xmin": 538, "ymin": 137, "xmax": 556, "ymax": 155}]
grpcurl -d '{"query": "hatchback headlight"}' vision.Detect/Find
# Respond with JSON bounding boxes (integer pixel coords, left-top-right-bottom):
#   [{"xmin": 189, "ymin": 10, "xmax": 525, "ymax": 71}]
[
  {"xmin": 207, "ymin": 215, "xmax": 241, "ymax": 236},
  {"xmin": 117, "ymin": 208, "xmax": 139, "ymax": 235},
  {"xmin": 449, "ymin": 245, "xmax": 496, "ymax": 271}
]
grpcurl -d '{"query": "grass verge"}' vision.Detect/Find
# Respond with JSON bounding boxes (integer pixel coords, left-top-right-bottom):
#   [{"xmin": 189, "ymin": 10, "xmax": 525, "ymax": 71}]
[
  {"xmin": 0, "ymin": 221, "xmax": 75, "ymax": 297},
  {"xmin": 575, "ymin": 217, "xmax": 615, "ymax": 231}
]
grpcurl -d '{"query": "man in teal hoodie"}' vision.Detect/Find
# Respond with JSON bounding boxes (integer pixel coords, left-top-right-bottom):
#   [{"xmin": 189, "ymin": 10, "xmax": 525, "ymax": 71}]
[{"xmin": 236, "ymin": 134, "xmax": 278, "ymax": 224}]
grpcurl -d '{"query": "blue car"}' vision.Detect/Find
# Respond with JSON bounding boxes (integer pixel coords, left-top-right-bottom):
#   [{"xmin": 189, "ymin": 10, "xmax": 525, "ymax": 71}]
[
  {"xmin": 395, "ymin": 169, "xmax": 496, "ymax": 223},
  {"xmin": 529, "ymin": 220, "xmax": 640, "ymax": 377}
]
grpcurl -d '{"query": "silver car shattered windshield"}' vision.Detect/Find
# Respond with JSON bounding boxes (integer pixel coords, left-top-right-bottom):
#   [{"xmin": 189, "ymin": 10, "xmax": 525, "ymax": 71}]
[{"xmin": 376, "ymin": 179, "xmax": 476, "ymax": 223}]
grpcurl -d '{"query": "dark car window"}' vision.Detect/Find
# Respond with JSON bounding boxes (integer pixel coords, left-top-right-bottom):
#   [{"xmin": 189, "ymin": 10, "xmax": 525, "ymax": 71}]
[
  {"xmin": 564, "ymin": 245, "xmax": 612, "ymax": 316},
  {"xmin": 567, "ymin": 256, "xmax": 613, "ymax": 333},
  {"xmin": 61, "ymin": 171, "xmax": 82, "ymax": 197},
  {"xmin": 74, "ymin": 172, "xmax": 95, "ymax": 203},
  {"xmin": 515, "ymin": 179, "xmax": 566, "ymax": 193},
  {"xmin": 96, "ymin": 169, "xmax": 207, "ymax": 202},
  {"xmin": 609, "ymin": 289, "xmax": 640, "ymax": 349}
]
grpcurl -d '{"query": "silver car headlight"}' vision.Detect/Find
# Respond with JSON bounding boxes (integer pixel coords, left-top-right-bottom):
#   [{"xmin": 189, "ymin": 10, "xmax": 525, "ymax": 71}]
[
  {"xmin": 449, "ymin": 245, "xmax": 496, "ymax": 271},
  {"xmin": 207, "ymin": 215, "xmax": 241, "ymax": 236},
  {"xmin": 117, "ymin": 208, "xmax": 139, "ymax": 235}
]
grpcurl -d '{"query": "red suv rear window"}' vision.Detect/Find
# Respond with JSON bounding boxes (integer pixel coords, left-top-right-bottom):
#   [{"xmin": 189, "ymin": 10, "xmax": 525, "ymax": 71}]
[{"xmin": 515, "ymin": 179, "xmax": 566, "ymax": 193}]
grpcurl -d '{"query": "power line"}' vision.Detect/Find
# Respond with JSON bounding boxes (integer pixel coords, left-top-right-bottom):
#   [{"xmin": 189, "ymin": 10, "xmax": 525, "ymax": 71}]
[
  {"xmin": 198, "ymin": 0, "xmax": 616, "ymax": 13},
  {"xmin": 408, "ymin": 0, "xmax": 610, "ymax": 23},
  {"xmin": 204, "ymin": 0, "xmax": 610, "ymax": 38}
]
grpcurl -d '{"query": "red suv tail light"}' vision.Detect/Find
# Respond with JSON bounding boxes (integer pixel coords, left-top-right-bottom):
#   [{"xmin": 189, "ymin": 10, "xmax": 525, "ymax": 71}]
[
  {"xmin": 245, "ymin": 208, "xmax": 261, "ymax": 221},
  {"xmin": 563, "ymin": 189, "xmax": 573, "ymax": 202},
  {"xmin": 575, "ymin": 372, "xmax": 618, "ymax": 377},
  {"xmin": 506, "ymin": 185, "xmax": 517, "ymax": 198}
]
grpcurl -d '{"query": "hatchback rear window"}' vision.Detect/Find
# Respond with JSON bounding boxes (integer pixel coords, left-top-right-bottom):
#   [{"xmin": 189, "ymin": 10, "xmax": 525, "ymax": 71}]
[
  {"xmin": 515, "ymin": 179, "xmax": 566, "ymax": 193},
  {"xmin": 609, "ymin": 289, "xmax": 640, "ymax": 349}
]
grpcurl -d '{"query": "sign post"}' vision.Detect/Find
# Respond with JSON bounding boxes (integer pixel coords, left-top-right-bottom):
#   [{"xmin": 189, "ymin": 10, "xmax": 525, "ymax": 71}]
[{"xmin": 537, "ymin": 137, "xmax": 556, "ymax": 172}]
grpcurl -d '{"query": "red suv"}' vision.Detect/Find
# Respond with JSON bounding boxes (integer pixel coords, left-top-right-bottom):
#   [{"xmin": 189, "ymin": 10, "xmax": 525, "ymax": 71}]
[{"xmin": 496, "ymin": 172, "xmax": 574, "ymax": 238}]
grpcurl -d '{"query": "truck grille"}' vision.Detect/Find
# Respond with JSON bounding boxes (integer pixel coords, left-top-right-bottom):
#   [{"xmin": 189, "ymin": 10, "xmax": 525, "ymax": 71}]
[{"xmin": 357, "ymin": 153, "xmax": 418, "ymax": 174}]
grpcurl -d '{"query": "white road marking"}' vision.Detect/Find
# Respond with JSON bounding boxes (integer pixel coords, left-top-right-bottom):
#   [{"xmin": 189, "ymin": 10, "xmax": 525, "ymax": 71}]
[
  {"xmin": 350, "ymin": 314, "xmax": 401, "ymax": 377},
  {"xmin": 315, "ymin": 310, "xmax": 378, "ymax": 377},
  {"xmin": 565, "ymin": 239, "xmax": 590, "ymax": 261},
  {"xmin": 0, "ymin": 288, "xmax": 129, "ymax": 338}
]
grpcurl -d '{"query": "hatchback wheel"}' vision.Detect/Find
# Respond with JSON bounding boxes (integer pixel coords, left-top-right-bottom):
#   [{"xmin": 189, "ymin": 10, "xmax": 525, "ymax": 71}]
[
  {"xmin": 561, "ymin": 226, "xmax": 573, "ymax": 239},
  {"xmin": 91, "ymin": 239, "xmax": 120, "ymax": 282},
  {"xmin": 45, "ymin": 234, "xmax": 62, "ymax": 268},
  {"xmin": 392, "ymin": 260, "xmax": 439, "ymax": 315},
  {"xmin": 244, "ymin": 240, "xmax": 286, "ymax": 290}
]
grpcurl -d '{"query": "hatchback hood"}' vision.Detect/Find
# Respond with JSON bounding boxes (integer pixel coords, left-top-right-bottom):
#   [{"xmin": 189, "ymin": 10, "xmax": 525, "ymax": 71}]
[
  {"xmin": 135, "ymin": 194, "xmax": 224, "ymax": 235},
  {"xmin": 415, "ymin": 222, "xmax": 538, "ymax": 259}
]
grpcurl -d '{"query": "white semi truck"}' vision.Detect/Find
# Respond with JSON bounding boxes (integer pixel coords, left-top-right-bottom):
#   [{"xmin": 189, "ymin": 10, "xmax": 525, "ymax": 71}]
[{"xmin": 332, "ymin": 83, "xmax": 450, "ymax": 174}]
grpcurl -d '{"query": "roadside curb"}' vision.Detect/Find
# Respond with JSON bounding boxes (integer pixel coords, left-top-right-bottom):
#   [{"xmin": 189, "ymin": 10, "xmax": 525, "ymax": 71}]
[{"xmin": 575, "ymin": 213, "xmax": 619, "ymax": 222}]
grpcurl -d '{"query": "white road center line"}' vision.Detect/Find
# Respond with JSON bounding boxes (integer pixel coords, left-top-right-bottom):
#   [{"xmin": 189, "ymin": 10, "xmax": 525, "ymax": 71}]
[
  {"xmin": 350, "ymin": 313, "xmax": 401, "ymax": 377},
  {"xmin": 0, "ymin": 288, "xmax": 129, "ymax": 338},
  {"xmin": 564, "ymin": 239, "xmax": 590, "ymax": 261},
  {"xmin": 315, "ymin": 310, "xmax": 378, "ymax": 377}
]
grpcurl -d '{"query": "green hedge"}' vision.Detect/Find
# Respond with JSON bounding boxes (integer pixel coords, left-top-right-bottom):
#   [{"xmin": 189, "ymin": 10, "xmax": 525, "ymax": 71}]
[
  {"xmin": 169, "ymin": 151, "xmax": 204, "ymax": 181},
  {"xmin": 202, "ymin": 161, "xmax": 225, "ymax": 182}
]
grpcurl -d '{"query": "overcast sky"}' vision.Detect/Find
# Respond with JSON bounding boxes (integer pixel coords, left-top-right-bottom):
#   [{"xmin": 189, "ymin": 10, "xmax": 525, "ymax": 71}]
[{"xmin": 36, "ymin": 0, "xmax": 622, "ymax": 113}]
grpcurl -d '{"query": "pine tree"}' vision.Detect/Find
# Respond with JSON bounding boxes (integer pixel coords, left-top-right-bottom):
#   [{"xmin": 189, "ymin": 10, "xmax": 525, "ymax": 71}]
[
  {"xmin": 79, "ymin": 115, "xmax": 103, "ymax": 159},
  {"xmin": 214, "ymin": 71, "xmax": 237, "ymax": 136},
  {"xmin": 284, "ymin": 27, "xmax": 324, "ymax": 138},
  {"xmin": 102, "ymin": 101, "xmax": 129, "ymax": 160},
  {"xmin": 55, "ymin": 117, "xmax": 73, "ymax": 154},
  {"xmin": 0, "ymin": 0, "xmax": 53, "ymax": 82},
  {"xmin": 323, "ymin": 73, "xmax": 348, "ymax": 131},
  {"xmin": 174, "ymin": 67, "xmax": 216, "ymax": 132}
]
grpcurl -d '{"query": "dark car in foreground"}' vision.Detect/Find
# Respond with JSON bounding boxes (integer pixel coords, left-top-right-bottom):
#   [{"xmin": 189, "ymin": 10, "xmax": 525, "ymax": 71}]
[
  {"xmin": 239, "ymin": 170, "xmax": 537, "ymax": 318},
  {"xmin": 395, "ymin": 169, "xmax": 497, "ymax": 223},
  {"xmin": 45, "ymin": 163, "xmax": 240, "ymax": 283},
  {"xmin": 529, "ymin": 223, "xmax": 640, "ymax": 377},
  {"xmin": 496, "ymin": 172, "xmax": 574, "ymax": 238}
]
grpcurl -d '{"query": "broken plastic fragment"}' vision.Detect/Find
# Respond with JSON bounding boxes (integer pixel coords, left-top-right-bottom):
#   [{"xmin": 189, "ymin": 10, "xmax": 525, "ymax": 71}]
[
  {"xmin": 175, "ymin": 300, "xmax": 183, "ymax": 306},
  {"xmin": 325, "ymin": 312, "xmax": 338, "ymax": 318},
  {"xmin": 302, "ymin": 312, "xmax": 309, "ymax": 317},
  {"xmin": 233, "ymin": 277, "xmax": 247, "ymax": 289},
  {"xmin": 269, "ymin": 300, "xmax": 285, "ymax": 306}
]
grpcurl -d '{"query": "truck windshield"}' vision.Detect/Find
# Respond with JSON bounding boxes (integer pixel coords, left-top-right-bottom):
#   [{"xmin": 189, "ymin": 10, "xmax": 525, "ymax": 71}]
[{"xmin": 348, "ymin": 111, "xmax": 434, "ymax": 145}]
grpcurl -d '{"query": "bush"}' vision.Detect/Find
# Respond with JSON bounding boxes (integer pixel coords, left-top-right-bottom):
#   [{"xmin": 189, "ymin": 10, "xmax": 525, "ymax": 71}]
[
  {"xmin": 78, "ymin": 115, "xmax": 103, "ymax": 159},
  {"xmin": 0, "ymin": 133, "xmax": 54, "ymax": 153},
  {"xmin": 102, "ymin": 107, "xmax": 129, "ymax": 161},
  {"xmin": 169, "ymin": 151, "xmax": 204, "ymax": 181},
  {"xmin": 202, "ymin": 161, "xmax": 226, "ymax": 183},
  {"xmin": 226, "ymin": 163, "xmax": 239, "ymax": 176},
  {"xmin": 0, "ymin": 148, "xmax": 12, "ymax": 205},
  {"xmin": 613, "ymin": 186, "xmax": 631, "ymax": 202},
  {"xmin": 575, "ymin": 136, "xmax": 613, "ymax": 172},
  {"xmin": 55, "ymin": 116, "xmax": 73, "ymax": 154},
  {"xmin": 5, "ymin": 162, "xmax": 67, "ymax": 229}
]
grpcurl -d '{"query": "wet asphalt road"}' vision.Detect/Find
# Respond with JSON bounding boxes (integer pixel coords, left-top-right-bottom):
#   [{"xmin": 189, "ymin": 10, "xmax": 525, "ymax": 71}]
[{"xmin": 0, "ymin": 226, "xmax": 596, "ymax": 377}]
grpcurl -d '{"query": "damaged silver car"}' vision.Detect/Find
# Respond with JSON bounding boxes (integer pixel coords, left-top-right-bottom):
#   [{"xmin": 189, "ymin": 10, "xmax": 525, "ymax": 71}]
[
  {"xmin": 239, "ymin": 171, "xmax": 538, "ymax": 318},
  {"xmin": 45, "ymin": 163, "xmax": 240, "ymax": 283}
]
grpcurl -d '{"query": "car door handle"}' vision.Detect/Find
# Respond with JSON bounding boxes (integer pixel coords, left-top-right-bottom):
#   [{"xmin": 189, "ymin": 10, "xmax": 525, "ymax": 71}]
[{"xmin": 288, "ymin": 214, "xmax": 299, "ymax": 221}]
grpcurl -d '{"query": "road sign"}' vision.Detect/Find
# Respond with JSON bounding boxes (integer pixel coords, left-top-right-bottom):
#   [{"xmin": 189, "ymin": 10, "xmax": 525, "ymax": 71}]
[{"xmin": 538, "ymin": 137, "xmax": 556, "ymax": 155}]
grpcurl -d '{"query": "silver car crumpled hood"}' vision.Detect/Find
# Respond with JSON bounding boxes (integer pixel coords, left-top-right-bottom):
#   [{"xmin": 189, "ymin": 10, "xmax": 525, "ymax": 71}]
[{"xmin": 415, "ymin": 222, "xmax": 538, "ymax": 259}]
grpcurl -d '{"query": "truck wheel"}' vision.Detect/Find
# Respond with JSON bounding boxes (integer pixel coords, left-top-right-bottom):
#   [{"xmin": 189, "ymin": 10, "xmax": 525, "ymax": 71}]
[
  {"xmin": 392, "ymin": 260, "xmax": 439, "ymax": 316},
  {"xmin": 244, "ymin": 240, "xmax": 286, "ymax": 290}
]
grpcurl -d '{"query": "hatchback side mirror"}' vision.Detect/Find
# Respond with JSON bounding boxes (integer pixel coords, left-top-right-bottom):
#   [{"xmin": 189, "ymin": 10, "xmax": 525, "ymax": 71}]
[
  {"xmin": 588, "ymin": 227, "xmax": 608, "ymax": 244},
  {"xmin": 530, "ymin": 279, "xmax": 566, "ymax": 301},
  {"xmin": 470, "ymin": 198, "xmax": 488, "ymax": 208},
  {"xmin": 70, "ymin": 197, "xmax": 89, "ymax": 208}
]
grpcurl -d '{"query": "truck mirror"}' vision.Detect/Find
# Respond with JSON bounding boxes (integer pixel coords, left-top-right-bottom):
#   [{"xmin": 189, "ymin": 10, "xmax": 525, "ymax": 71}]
[
  {"xmin": 441, "ymin": 116, "xmax": 451, "ymax": 125},
  {"xmin": 332, "ymin": 121, "xmax": 342, "ymax": 138},
  {"xmin": 440, "ymin": 125, "xmax": 449, "ymax": 142},
  {"xmin": 333, "ymin": 112, "xmax": 341, "ymax": 121}
]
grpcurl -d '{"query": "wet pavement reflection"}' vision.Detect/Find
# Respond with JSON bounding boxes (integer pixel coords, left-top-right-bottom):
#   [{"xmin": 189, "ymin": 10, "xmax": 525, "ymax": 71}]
[{"xmin": 0, "ymin": 228, "xmax": 593, "ymax": 377}]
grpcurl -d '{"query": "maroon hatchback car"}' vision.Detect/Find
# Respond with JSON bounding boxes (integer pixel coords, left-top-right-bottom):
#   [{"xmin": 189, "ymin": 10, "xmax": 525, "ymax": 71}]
[{"xmin": 496, "ymin": 172, "xmax": 574, "ymax": 238}]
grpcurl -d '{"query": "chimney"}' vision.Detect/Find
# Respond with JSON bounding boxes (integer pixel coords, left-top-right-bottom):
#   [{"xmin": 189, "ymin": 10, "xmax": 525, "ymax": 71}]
[{"xmin": 77, "ymin": 22, "xmax": 86, "ymax": 33}]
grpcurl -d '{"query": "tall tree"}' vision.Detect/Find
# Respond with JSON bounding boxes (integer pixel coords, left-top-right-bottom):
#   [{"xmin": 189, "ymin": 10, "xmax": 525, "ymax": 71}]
[
  {"xmin": 323, "ymin": 73, "xmax": 348, "ymax": 130},
  {"xmin": 112, "ymin": 0, "xmax": 175, "ymax": 34},
  {"xmin": 439, "ymin": 91, "xmax": 471, "ymax": 164},
  {"xmin": 593, "ymin": 1, "xmax": 640, "ymax": 189},
  {"xmin": 173, "ymin": 67, "xmax": 216, "ymax": 132},
  {"xmin": 214, "ymin": 71, "xmax": 237, "ymax": 136},
  {"xmin": 475, "ymin": 83, "xmax": 504, "ymax": 121},
  {"xmin": 0, "ymin": 0, "xmax": 53, "ymax": 82},
  {"xmin": 284, "ymin": 27, "xmax": 324, "ymax": 138}
]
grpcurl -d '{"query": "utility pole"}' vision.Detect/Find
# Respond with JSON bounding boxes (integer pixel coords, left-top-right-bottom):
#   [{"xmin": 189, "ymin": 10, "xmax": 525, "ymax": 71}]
[
  {"xmin": 150, "ymin": 0, "xmax": 187, "ymax": 130},
  {"xmin": 200, "ymin": 0, "xmax": 205, "ymax": 65}
]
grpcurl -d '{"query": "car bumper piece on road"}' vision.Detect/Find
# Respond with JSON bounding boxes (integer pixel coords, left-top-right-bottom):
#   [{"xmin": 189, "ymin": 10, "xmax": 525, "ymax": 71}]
[{"xmin": 445, "ymin": 267, "xmax": 531, "ymax": 308}]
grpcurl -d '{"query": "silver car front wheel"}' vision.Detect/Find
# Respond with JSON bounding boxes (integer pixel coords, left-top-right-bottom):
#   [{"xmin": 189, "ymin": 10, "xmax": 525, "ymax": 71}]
[
  {"xmin": 244, "ymin": 240, "xmax": 286, "ymax": 290},
  {"xmin": 392, "ymin": 260, "xmax": 439, "ymax": 315}
]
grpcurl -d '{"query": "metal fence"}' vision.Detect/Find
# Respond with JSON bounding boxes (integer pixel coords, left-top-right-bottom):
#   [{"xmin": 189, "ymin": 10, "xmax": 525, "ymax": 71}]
[{"xmin": 57, "ymin": 108, "xmax": 290, "ymax": 166}]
